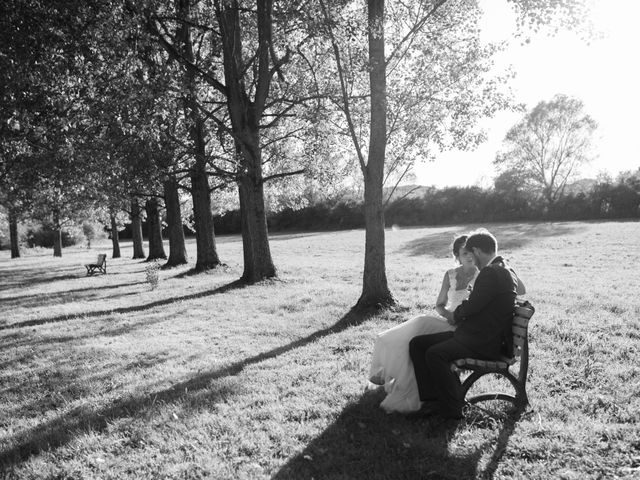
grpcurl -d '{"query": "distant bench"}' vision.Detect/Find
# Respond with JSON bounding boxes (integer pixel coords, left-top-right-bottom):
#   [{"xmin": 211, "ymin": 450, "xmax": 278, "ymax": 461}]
[
  {"xmin": 453, "ymin": 300, "xmax": 536, "ymax": 409},
  {"xmin": 85, "ymin": 254, "xmax": 107, "ymax": 276}
]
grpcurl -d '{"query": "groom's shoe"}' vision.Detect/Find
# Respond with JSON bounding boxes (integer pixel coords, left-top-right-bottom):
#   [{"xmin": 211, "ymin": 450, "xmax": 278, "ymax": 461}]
[
  {"xmin": 441, "ymin": 410, "xmax": 463, "ymax": 420},
  {"xmin": 406, "ymin": 401, "xmax": 441, "ymax": 419},
  {"xmin": 429, "ymin": 415, "xmax": 462, "ymax": 430}
]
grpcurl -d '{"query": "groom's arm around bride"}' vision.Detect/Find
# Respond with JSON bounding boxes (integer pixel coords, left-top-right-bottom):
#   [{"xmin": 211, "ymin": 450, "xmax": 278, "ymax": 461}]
[
  {"xmin": 408, "ymin": 230, "xmax": 521, "ymax": 420},
  {"xmin": 452, "ymin": 254, "xmax": 520, "ymax": 358}
]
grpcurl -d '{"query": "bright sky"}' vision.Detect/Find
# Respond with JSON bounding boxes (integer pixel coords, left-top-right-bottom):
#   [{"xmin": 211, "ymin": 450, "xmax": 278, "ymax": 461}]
[{"xmin": 415, "ymin": 0, "xmax": 640, "ymax": 188}]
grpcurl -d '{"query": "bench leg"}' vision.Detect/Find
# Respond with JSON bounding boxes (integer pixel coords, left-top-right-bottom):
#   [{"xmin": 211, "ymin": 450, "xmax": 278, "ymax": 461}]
[{"xmin": 461, "ymin": 369, "xmax": 528, "ymax": 409}]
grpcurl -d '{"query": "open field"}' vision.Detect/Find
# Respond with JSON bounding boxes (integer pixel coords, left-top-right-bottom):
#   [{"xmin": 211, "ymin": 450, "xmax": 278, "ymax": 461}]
[{"xmin": 1, "ymin": 221, "xmax": 639, "ymax": 479}]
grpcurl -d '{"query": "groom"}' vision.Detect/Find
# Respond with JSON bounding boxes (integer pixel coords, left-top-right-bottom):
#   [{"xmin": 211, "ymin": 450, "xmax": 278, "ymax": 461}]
[{"xmin": 409, "ymin": 230, "xmax": 520, "ymax": 419}]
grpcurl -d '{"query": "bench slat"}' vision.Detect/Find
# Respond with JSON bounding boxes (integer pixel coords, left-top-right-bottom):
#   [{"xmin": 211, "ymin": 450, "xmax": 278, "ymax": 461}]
[
  {"xmin": 515, "ymin": 305, "xmax": 534, "ymax": 319},
  {"xmin": 513, "ymin": 325, "xmax": 528, "ymax": 337}
]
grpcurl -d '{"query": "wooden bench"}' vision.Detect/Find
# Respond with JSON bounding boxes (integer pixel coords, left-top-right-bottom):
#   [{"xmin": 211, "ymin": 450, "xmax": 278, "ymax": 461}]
[
  {"xmin": 85, "ymin": 254, "xmax": 107, "ymax": 275},
  {"xmin": 453, "ymin": 300, "xmax": 535, "ymax": 408}
]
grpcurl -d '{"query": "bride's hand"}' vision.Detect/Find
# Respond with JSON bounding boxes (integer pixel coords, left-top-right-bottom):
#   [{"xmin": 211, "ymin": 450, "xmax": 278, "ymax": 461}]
[{"xmin": 444, "ymin": 310, "xmax": 455, "ymax": 325}]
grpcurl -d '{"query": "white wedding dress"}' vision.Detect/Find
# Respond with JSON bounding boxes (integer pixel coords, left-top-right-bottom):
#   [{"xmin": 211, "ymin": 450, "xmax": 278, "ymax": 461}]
[{"xmin": 368, "ymin": 269, "xmax": 475, "ymax": 413}]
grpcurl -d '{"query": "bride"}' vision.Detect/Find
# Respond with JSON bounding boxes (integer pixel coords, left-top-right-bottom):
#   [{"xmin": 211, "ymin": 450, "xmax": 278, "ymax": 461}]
[{"xmin": 368, "ymin": 235, "xmax": 478, "ymax": 413}]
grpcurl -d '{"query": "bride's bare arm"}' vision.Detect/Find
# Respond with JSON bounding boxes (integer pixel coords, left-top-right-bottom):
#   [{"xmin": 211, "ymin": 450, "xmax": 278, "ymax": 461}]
[
  {"xmin": 516, "ymin": 276, "xmax": 526, "ymax": 295},
  {"xmin": 434, "ymin": 272, "xmax": 453, "ymax": 321}
]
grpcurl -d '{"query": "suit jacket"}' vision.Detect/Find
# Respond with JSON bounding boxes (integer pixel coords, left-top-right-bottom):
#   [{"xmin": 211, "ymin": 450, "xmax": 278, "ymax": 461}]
[{"xmin": 452, "ymin": 256, "xmax": 519, "ymax": 358}]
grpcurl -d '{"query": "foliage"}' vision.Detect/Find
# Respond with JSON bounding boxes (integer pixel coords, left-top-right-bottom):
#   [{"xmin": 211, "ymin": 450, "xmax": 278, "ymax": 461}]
[
  {"xmin": 495, "ymin": 94, "xmax": 598, "ymax": 208},
  {"xmin": 1, "ymin": 0, "xmax": 599, "ymax": 252},
  {"xmin": 24, "ymin": 224, "xmax": 84, "ymax": 249},
  {"xmin": 314, "ymin": 0, "xmax": 515, "ymax": 194},
  {"xmin": 267, "ymin": 198, "xmax": 364, "ymax": 233},
  {"xmin": 589, "ymin": 169, "xmax": 640, "ymax": 218},
  {"xmin": 82, "ymin": 221, "xmax": 108, "ymax": 248},
  {"xmin": 212, "ymin": 172, "xmax": 640, "ymax": 234},
  {"xmin": 0, "ymin": 0, "xmax": 130, "ymax": 255},
  {"xmin": 506, "ymin": 0, "xmax": 596, "ymax": 39}
]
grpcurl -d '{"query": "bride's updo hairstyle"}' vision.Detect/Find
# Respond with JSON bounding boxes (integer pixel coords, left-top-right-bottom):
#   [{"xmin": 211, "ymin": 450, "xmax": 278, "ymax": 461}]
[
  {"xmin": 464, "ymin": 229, "xmax": 497, "ymax": 254},
  {"xmin": 452, "ymin": 235, "xmax": 468, "ymax": 263}
]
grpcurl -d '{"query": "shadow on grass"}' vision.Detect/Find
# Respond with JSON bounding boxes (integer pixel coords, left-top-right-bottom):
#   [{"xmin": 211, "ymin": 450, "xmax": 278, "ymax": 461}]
[
  {"xmin": 400, "ymin": 222, "xmax": 585, "ymax": 258},
  {"xmin": 273, "ymin": 393, "xmax": 526, "ymax": 480},
  {"xmin": 269, "ymin": 231, "xmax": 327, "ymax": 241},
  {"xmin": 0, "ymin": 259, "xmax": 142, "ymax": 292},
  {"xmin": 480, "ymin": 409, "xmax": 525, "ymax": 480},
  {"xmin": 0, "ymin": 273, "xmax": 82, "ymax": 291},
  {"xmin": 0, "ymin": 307, "xmax": 375, "ymax": 468},
  {"xmin": 272, "ymin": 390, "xmax": 468, "ymax": 480},
  {"xmin": 0, "ymin": 279, "xmax": 247, "ymax": 332},
  {"xmin": 1, "ymin": 350, "xmax": 178, "ymax": 423},
  {"xmin": 168, "ymin": 263, "xmax": 233, "ymax": 278},
  {"xmin": 0, "ymin": 281, "xmax": 144, "ymax": 308}
]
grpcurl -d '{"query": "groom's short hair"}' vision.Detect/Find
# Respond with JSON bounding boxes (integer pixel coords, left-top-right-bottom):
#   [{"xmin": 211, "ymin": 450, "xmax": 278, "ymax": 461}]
[{"xmin": 464, "ymin": 230, "xmax": 497, "ymax": 254}]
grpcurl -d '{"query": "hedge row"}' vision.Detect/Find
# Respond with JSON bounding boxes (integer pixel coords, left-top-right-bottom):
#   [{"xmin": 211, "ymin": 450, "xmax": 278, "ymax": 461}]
[{"xmin": 211, "ymin": 182, "xmax": 640, "ymax": 235}]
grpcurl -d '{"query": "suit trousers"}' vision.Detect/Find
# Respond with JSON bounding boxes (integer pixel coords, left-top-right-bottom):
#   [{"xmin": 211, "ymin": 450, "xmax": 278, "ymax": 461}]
[{"xmin": 409, "ymin": 331, "xmax": 482, "ymax": 418}]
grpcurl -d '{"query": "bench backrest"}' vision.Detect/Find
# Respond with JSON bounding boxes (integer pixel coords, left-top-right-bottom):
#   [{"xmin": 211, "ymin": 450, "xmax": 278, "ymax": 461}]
[
  {"xmin": 97, "ymin": 254, "xmax": 107, "ymax": 265},
  {"xmin": 512, "ymin": 301, "xmax": 535, "ymax": 360}
]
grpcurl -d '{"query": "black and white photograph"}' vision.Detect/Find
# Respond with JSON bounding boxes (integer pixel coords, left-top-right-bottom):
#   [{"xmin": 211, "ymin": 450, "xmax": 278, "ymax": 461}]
[{"xmin": 1, "ymin": 0, "xmax": 638, "ymax": 478}]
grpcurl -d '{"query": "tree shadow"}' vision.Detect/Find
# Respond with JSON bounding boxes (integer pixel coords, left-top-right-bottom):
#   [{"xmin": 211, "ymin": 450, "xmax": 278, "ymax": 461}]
[
  {"xmin": 269, "ymin": 231, "xmax": 327, "ymax": 241},
  {"xmin": 0, "ymin": 258, "xmax": 146, "ymax": 291},
  {"xmin": 0, "ymin": 307, "xmax": 375, "ymax": 468},
  {"xmin": 159, "ymin": 261, "xmax": 189, "ymax": 271},
  {"xmin": 273, "ymin": 394, "xmax": 527, "ymax": 479},
  {"xmin": 0, "ymin": 273, "xmax": 82, "ymax": 291},
  {"xmin": 0, "ymin": 317, "xmax": 179, "ymax": 368},
  {"xmin": 0, "ymin": 279, "xmax": 247, "ymax": 332},
  {"xmin": 400, "ymin": 222, "xmax": 584, "ymax": 258},
  {"xmin": 169, "ymin": 263, "xmax": 233, "ymax": 278},
  {"xmin": 0, "ymin": 335, "xmax": 81, "ymax": 369},
  {"xmin": 480, "ymin": 409, "xmax": 525, "ymax": 480},
  {"xmin": 400, "ymin": 229, "xmax": 463, "ymax": 258},
  {"xmin": 0, "ymin": 282, "xmax": 144, "ymax": 308},
  {"xmin": 1, "ymin": 350, "xmax": 176, "ymax": 424},
  {"xmin": 271, "ymin": 390, "xmax": 469, "ymax": 479},
  {"xmin": 272, "ymin": 392, "xmax": 468, "ymax": 480}
]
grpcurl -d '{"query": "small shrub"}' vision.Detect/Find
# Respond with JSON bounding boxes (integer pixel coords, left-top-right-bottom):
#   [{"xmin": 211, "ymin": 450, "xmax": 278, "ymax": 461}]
[
  {"xmin": 25, "ymin": 225, "xmax": 83, "ymax": 248},
  {"xmin": 145, "ymin": 261, "xmax": 161, "ymax": 290},
  {"xmin": 82, "ymin": 221, "xmax": 106, "ymax": 248}
]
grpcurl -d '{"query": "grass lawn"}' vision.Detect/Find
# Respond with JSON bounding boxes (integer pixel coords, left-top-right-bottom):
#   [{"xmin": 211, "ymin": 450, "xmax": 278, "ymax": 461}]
[{"xmin": 1, "ymin": 221, "xmax": 639, "ymax": 479}]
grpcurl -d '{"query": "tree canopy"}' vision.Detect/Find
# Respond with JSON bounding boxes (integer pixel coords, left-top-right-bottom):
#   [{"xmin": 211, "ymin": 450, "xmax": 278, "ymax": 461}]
[
  {"xmin": 1, "ymin": 0, "xmax": 601, "ymax": 299},
  {"xmin": 495, "ymin": 94, "xmax": 598, "ymax": 208}
]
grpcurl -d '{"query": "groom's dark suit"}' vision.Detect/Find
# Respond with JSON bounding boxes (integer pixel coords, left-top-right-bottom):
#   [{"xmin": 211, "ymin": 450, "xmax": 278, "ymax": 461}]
[{"xmin": 409, "ymin": 256, "xmax": 519, "ymax": 418}]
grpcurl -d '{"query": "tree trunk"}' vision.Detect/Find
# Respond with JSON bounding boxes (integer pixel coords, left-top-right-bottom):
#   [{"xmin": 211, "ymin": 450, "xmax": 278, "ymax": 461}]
[
  {"xmin": 218, "ymin": 0, "xmax": 276, "ymax": 283},
  {"xmin": 145, "ymin": 197, "xmax": 167, "ymax": 260},
  {"xmin": 190, "ymin": 164, "xmax": 220, "ymax": 270},
  {"xmin": 110, "ymin": 212, "xmax": 121, "ymax": 259},
  {"xmin": 237, "ymin": 157, "xmax": 276, "ymax": 283},
  {"xmin": 176, "ymin": 0, "xmax": 221, "ymax": 272},
  {"xmin": 358, "ymin": 174, "xmax": 393, "ymax": 308},
  {"xmin": 131, "ymin": 198, "xmax": 146, "ymax": 259},
  {"xmin": 356, "ymin": 0, "xmax": 394, "ymax": 309},
  {"xmin": 164, "ymin": 176, "xmax": 188, "ymax": 267},
  {"xmin": 8, "ymin": 209, "xmax": 20, "ymax": 258},
  {"xmin": 52, "ymin": 208, "xmax": 62, "ymax": 258}
]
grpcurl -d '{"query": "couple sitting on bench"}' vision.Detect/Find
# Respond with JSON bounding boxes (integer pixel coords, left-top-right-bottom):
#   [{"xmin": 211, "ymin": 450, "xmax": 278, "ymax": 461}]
[{"xmin": 369, "ymin": 229, "xmax": 532, "ymax": 420}]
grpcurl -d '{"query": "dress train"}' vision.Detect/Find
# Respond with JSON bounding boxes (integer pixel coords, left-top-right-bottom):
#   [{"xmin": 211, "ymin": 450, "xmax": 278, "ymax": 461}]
[{"xmin": 369, "ymin": 315, "xmax": 454, "ymax": 413}]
